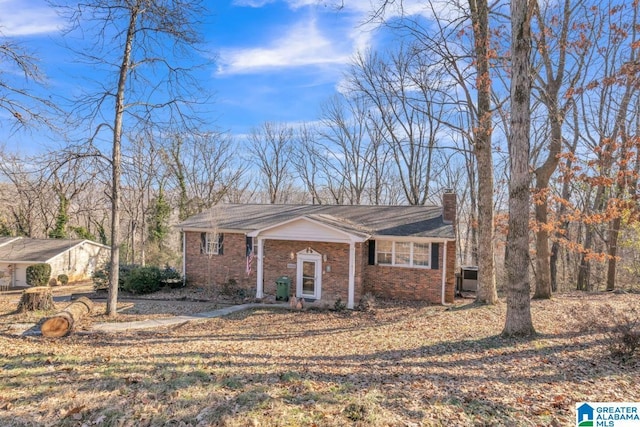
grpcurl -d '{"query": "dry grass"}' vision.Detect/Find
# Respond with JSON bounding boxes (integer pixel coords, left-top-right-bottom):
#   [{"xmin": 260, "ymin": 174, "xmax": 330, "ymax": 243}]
[{"xmin": 0, "ymin": 291, "xmax": 639, "ymax": 426}]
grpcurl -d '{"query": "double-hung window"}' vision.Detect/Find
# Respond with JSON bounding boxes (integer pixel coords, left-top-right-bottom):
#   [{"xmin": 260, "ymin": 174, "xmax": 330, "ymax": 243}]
[
  {"xmin": 201, "ymin": 232, "xmax": 223, "ymax": 255},
  {"xmin": 375, "ymin": 241, "xmax": 431, "ymax": 268}
]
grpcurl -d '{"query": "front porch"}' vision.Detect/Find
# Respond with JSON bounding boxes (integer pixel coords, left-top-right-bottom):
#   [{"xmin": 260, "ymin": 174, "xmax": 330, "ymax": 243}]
[{"xmin": 248, "ymin": 216, "xmax": 369, "ymax": 309}]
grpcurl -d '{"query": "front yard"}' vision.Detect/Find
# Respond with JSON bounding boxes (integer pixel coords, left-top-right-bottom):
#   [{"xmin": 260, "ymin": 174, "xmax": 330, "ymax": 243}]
[{"xmin": 0, "ymin": 291, "xmax": 638, "ymax": 426}]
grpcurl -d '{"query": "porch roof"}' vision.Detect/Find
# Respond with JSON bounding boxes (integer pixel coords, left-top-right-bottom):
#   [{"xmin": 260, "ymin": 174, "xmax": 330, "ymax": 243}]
[{"xmin": 178, "ymin": 203, "xmax": 454, "ymax": 240}]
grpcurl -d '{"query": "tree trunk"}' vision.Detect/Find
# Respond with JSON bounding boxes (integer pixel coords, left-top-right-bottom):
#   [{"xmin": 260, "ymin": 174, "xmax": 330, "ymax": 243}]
[
  {"xmin": 17, "ymin": 287, "xmax": 54, "ymax": 312},
  {"xmin": 469, "ymin": 0, "xmax": 498, "ymax": 305},
  {"xmin": 107, "ymin": 7, "xmax": 139, "ymax": 317},
  {"xmin": 503, "ymin": 0, "xmax": 535, "ymax": 337},
  {"xmin": 41, "ymin": 297, "xmax": 94, "ymax": 337}
]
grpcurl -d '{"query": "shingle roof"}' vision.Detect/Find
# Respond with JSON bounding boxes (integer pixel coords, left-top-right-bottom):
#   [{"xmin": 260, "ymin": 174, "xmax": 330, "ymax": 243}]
[
  {"xmin": 0, "ymin": 238, "xmax": 88, "ymax": 263},
  {"xmin": 177, "ymin": 204, "xmax": 455, "ymax": 240}
]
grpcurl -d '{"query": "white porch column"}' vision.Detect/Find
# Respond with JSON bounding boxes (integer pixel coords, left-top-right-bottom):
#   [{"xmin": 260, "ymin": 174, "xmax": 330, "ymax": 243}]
[
  {"xmin": 181, "ymin": 231, "xmax": 186, "ymax": 287},
  {"xmin": 348, "ymin": 241, "xmax": 355, "ymax": 309},
  {"xmin": 441, "ymin": 241, "xmax": 448, "ymax": 305},
  {"xmin": 256, "ymin": 237, "xmax": 264, "ymax": 298}
]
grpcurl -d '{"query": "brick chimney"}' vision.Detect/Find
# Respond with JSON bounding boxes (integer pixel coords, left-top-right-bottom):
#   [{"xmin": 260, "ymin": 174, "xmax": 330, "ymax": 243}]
[{"xmin": 442, "ymin": 189, "xmax": 456, "ymax": 224}]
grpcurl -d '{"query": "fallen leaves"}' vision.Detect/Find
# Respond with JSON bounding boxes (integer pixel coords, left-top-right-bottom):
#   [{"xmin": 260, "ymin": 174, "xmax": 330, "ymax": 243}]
[{"xmin": 0, "ymin": 292, "xmax": 638, "ymax": 426}]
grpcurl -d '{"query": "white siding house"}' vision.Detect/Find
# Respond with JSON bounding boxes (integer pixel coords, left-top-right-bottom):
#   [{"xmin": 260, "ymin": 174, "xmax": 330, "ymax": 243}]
[{"xmin": 0, "ymin": 238, "xmax": 110, "ymax": 287}]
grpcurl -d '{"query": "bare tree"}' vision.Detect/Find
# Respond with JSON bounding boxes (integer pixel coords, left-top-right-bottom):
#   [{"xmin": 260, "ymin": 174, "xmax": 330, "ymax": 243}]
[
  {"xmin": 348, "ymin": 47, "xmax": 444, "ymax": 205},
  {"xmin": 503, "ymin": 0, "xmax": 535, "ymax": 337},
  {"xmin": 163, "ymin": 131, "xmax": 245, "ymax": 219},
  {"xmin": 247, "ymin": 122, "xmax": 294, "ymax": 204},
  {"xmin": 529, "ymin": 0, "xmax": 592, "ymax": 299},
  {"xmin": 290, "ymin": 124, "xmax": 324, "ymax": 204},
  {"xmin": 318, "ymin": 94, "xmax": 380, "ymax": 205},
  {"xmin": 54, "ymin": 0, "xmax": 208, "ymax": 316},
  {"xmin": 0, "ymin": 30, "xmax": 57, "ymax": 130},
  {"xmin": 0, "ymin": 153, "xmax": 52, "ymax": 237}
]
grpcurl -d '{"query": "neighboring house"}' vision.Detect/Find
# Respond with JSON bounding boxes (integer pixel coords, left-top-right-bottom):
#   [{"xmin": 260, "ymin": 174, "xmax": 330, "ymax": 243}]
[
  {"xmin": 177, "ymin": 191, "xmax": 457, "ymax": 309},
  {"xmin": 0, "ymin": 237, "xmax": 110, "ymax": 287}
]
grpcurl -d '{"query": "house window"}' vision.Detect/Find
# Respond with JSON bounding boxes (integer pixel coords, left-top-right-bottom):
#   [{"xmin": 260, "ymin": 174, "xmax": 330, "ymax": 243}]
[
  {"xmin": 413, "ymin": 243, "xmax": 430, "ymax": 267},
  {"xmin": 201, "ymin": 232, "xmax": 223, "ymax": 255},
  {"xmin": 376, "ymin": 241, "xmax": 393, "ymax": 265},
  {"xmin": 376, "ymin": 241, "xmax": 431, "ymax": 268}
]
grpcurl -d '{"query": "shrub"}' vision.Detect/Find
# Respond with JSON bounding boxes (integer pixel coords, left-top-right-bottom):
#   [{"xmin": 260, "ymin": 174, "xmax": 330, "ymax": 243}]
[
  {"xmin": 48, "ymin": 277, "xmax": 58, "ymax": 286},
  {"xmin": 92, "ymin": 264, "xmax": 140, "ymax": 291},
  {"xmin": 119, "ymin": 264, "xmax": 140, "ymax": 287},
  {"xmin": 357, "ymin": 292, "xmax": 377, "ymax": 312},
  {"xmin": 26, "ymin": 263, "xmax": 51, "ymax": 287},
  {"xmin": 599, "ymin": 305, "xmax": 640, "ymax": 362},
  {"xmin": 334, "ymin": 298, "xmax": 347, "ymax": 311},
  {"xmin": 123, "ymin": 266, "xmax": 163, "ymax": 294},
  {"xmin": 160, "ymin": 265, "xmax": 183, "ymax": 288},
  {"xmin": 92, "ymin": 267, "xmax": 110, "ymax": 291},
  {"xmin": 572, "ymin": 303, "xmax": 640, "ymax": 362},
  {"xmin": 57, "ymin": 274, "xmax": 69, "ymax": 285}
]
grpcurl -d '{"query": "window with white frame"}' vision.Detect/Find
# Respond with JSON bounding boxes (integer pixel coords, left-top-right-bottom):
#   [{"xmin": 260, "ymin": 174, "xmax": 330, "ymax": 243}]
[
  {"xmin": 376, "ymin": 241, "xmax": 431, "ymax": 268},
  {"xmin": 376, "ymin": 240, "xmax": 393, "ymax": 265},
  {"xmin": 201, "ymin": 232, "xmax": 223, "ymax": 255}
]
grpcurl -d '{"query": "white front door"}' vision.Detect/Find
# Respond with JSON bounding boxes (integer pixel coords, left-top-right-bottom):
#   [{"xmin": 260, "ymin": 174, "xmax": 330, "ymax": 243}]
[{"xmin": 297, "ymin": 253, "xmax": 322, "ymax": 299}]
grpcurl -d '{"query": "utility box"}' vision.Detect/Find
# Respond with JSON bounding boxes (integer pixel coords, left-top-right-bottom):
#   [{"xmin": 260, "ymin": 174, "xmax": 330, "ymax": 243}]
[
  {"xmin": 459, "ymin": 266, "xmax": 478, "ymax": 292},
  {"xmin": 275, "ymin": 276, "xmax": 291, "ymax": 301}
]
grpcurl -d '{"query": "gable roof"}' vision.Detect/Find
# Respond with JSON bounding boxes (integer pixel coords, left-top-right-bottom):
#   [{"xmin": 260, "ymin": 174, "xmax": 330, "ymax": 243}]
[
  {"xmin": 0, "ymin": 238, "xmax": 108, "ymax": 264},
  {"xmin": 177, "ymin": 204, "xmax": 454, "ymax": 240}
]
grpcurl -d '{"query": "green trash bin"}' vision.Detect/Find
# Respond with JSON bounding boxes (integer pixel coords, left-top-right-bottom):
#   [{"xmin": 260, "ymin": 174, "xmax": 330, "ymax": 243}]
[{"xmin": 275, "ymin": 276, "xmax": 291, "ymax": 301}]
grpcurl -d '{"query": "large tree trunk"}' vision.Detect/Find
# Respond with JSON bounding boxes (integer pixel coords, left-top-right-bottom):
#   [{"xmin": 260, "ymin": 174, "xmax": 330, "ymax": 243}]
[
  {"xmin": 503, "ymin": 0, "xmax": 535, "ymax": 337},
  {"xmin": 41, "ymin": 297, "xmax": 94, "ymax": 337},
  {"xmin": 469, "ymin": 0, "xmax": 497, "ymax": 305}
]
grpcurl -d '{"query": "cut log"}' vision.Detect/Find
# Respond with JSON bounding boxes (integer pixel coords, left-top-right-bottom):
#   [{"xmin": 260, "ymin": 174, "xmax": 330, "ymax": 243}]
[
  {"xmin": 41, "ymin": 297, "xmax": 94, "ymax": 337},
  {"xmin": 17, "ymin": 287, "xmax": 54, "ymax": 312}
]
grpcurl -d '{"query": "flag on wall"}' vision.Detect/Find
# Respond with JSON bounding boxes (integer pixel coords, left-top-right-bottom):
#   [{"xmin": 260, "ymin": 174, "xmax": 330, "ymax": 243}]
[
  {"xmin": 246, "ymin": 247, "xmax": 254, "ymax": 276},
  {"xmin": 246, "ymin": 236, "xmax": 255, "ymax": 276}
]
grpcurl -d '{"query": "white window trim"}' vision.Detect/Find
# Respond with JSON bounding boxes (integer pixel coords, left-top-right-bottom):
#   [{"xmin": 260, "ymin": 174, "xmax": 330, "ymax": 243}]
[
  {"xmin": 376, "ymin": 241, "xmax": 432, "ymax": 269},
  {"xmin": 204, "ymin": 233, "xmax": 221, "ymax": 255}
]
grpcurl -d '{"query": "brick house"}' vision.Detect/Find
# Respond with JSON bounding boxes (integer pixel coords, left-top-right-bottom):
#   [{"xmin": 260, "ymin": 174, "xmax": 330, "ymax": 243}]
[{"xmin": 177, "ymin": 191, "xmax": 457, "ymax": 309}]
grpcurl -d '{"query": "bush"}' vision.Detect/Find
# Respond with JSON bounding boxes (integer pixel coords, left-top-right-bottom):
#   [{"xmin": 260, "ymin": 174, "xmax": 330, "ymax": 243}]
[
  {"xmin": 572, "ymin": 302, "xmax": 640, "ymax": 362},
  {"xmin": 334, "ymin": 298, "xmax": 347, "ymax": 311},
  {"xmin": 26, "ymin": 263, "xmax": 51, "ymax": 287},
  {"xmin": 123, "ymin": 266, "xmax": 163, "ymax": 294},
  {"xmin": 92, "ymin": 267, "xmax": 110, "ymax": 291},
  {"xmin": 357, "ymin": 292, "xmax": 377, "ymax": 312},
  {"xmin": 92, "ymin": 264, "xmax": 140, "ymax": 291},
  {"xmin": 57, "ymin": 274, "xmax": 69, "ymax": 285},
  {"xmin": 600, "ymin": 305, "xmax": 640, "ymax": 362},
  {"xmin": 160, "ymin": 265, "xmax": 183, "ymax": 288}
]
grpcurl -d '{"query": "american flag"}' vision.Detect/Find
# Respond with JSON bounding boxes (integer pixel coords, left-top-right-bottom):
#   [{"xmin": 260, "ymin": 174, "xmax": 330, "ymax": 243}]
[{"xmin": 246, "ymin": 247, "xmax": 254, "ymax": 276}]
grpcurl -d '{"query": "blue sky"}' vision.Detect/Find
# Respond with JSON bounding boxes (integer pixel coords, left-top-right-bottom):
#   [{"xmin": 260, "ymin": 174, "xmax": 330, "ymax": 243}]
[{"xmin": 0, "ymin": 0, "xmax": 430, "ymax": 151}]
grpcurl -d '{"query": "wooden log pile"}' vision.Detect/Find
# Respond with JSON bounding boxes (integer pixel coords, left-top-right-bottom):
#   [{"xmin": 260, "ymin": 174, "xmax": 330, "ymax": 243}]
[
  {"xmin": 17, "ymin": 287, "xmax": 54, "ymax": 312},
  {"xmin": 41, "ymin": 297, "xmax": 94, "ymax": 337}
]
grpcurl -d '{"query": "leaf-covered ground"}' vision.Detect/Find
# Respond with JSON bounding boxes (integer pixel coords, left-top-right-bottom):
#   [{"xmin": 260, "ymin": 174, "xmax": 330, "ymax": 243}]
[{"xmin": 0, "ymin": 292, "xmax": 639, "ymax": 426}]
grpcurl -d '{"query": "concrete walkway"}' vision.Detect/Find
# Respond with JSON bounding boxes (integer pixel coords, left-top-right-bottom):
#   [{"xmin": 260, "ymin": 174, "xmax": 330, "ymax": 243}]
[{"xmin": 91, "ymin": 302, "xmax": 289, "ymax": 333}]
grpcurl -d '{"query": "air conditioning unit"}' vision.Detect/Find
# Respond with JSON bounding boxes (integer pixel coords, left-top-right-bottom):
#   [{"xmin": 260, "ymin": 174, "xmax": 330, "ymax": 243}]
[{"xmin": 460, "ymin": 266, "xmax": 478, "ymax": 292}]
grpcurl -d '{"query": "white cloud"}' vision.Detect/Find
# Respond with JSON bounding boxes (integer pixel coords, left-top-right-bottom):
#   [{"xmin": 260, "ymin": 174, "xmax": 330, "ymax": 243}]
[
  {"xmin": 0, "ymin": 0, "xmax": 62, "ymax": 36},
  {"xmin": 217, "ymin": 18, "xmax": 351, "ymax": 75},
  {"xmin": 231, "ymin": 0, "xmax": 276, "ymax": 7}
]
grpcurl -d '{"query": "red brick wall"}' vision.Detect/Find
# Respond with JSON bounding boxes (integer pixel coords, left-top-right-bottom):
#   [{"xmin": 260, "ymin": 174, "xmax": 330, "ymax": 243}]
[
  {"xmin": 362, "ymin": 241, "xmax": 456, "ymax": 304},
  {"xmin": 184, "ymin": 231, "xmax": 455, "ymax": 305},
  {"xmin": 184, "ymin": 232, "xmax": 256, "ymax": 292},
  {"xmin": 262, "ymin": 240, "xmax": 361, "ymax": 306}
]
